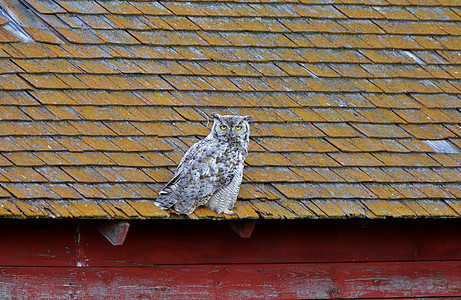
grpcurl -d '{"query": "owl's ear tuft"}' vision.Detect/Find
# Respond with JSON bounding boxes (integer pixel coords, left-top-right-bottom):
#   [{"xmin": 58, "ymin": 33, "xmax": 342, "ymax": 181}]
[
  {"xmin": 211, "ymin": 112, "xmax": 221, "ymax": 120},
  {"xmin": 243, "ymin": 115, "xmax": 254, "ymax": 122}
]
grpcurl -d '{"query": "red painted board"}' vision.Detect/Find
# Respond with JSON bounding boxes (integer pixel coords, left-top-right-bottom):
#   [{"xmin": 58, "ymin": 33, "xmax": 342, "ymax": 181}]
[
  {"xmin": 78, "ymin": 222, "xmax": 461, "ymax": 266},
  {"xmin": 1, "ymin": 222, "xmax": 461, "ymax": 267},
  {"xmin": 1, "ymin": 261, "xmax": 460, "ymax": 299},
  {"xmin": 0, "ymin": 227, "xmax": 77, "ymax": 267}
]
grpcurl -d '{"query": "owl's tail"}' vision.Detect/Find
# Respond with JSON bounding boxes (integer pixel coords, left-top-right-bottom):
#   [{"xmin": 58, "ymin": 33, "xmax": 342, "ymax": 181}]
[
  {"xmin": 154, "ymin": 173, "xmax": 197, "ymax": 214},
  {"xmin": 154, "ymin": 188, "xmax": 178, "ymax": 210},
  {"xmin": 154, "ymin": 172, "xmax": 182, "ymax": 210},
  {"xmin": 155, "ymin": 187, "xmax": 197, "ymax": 215}
]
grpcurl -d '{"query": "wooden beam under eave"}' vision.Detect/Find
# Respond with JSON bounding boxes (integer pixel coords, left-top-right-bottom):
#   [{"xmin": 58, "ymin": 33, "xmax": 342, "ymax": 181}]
[
  {"xmin": 97, "ymin": 221, "xmax": 130, "ymax": 246},
  {"xmin": 228, "ymin": 220, "xmax": 256, "ymax": 238}
]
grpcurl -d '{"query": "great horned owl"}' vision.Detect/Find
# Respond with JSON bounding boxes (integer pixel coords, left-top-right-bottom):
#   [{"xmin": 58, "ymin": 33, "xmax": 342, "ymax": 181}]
[{"xmin": 154, "ymin": 113, "xmax": 251, "ymax": 215}]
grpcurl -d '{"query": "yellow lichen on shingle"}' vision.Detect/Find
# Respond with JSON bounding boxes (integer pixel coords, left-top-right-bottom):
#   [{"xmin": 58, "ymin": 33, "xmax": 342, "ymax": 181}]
[
  {"xmin": 0, "ymin": 0, "xmax": 459, "ymax": 220},
  {"xmin": 361, "ymin": 200, "xmax": 415, "ymax": 218}
]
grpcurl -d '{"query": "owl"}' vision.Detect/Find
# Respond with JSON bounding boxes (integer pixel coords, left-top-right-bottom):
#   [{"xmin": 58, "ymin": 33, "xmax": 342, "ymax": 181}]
[{"xmin": 154, "ymin": 113, "xmax": 252, "ymax": 215}]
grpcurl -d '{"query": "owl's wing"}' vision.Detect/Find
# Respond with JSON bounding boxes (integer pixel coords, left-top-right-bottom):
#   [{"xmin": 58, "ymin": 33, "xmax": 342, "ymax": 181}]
[{"xmin": 154, "ymin": 139, "xmax": 238, "ymax": 214}]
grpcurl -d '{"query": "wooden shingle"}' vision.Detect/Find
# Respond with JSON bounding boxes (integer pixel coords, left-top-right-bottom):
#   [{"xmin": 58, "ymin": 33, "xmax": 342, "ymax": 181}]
[{"xmin": 0, "ymin": 0, "xmax": 459, "ymax": 220}]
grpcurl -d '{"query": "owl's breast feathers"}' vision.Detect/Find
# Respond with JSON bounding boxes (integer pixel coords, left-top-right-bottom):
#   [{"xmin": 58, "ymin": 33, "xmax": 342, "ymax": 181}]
[{"xmin": 154, "ymin": 137, "xmax": 248, "ymax": 214}]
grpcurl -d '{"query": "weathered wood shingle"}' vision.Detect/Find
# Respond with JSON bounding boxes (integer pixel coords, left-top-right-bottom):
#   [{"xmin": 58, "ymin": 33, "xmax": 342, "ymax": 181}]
[{"xmin": 0, "ymin": 0, "xmax": 459, "ymax": 219}]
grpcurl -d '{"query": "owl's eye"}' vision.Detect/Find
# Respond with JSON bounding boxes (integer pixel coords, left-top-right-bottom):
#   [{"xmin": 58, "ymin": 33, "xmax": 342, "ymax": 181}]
[
  {"xmin": 235, "ymin": 126, "xmax": 242, "ymax": 130},
  {"xmin": 220, "ymin": 125, "xmax": 227, "ymax": 130}
]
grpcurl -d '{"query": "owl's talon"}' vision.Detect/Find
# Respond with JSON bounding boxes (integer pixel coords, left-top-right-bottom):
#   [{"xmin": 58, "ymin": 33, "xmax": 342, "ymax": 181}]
[{"xmin": 222, "ymin": 209, "xmax": 236, "ymax": 215}]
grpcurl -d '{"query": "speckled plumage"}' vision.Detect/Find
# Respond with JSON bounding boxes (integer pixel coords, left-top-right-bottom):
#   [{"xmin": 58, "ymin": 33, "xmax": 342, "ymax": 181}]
[{"xmin": 154, "ymin": 113, "xmax": 251, "ymax": 215}]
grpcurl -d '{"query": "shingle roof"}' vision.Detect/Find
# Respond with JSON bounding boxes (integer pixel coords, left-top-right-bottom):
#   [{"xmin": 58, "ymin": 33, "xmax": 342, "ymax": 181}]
[{"xmin": 0, "ymin": 0, "xmax": 460, "ymax": 219}]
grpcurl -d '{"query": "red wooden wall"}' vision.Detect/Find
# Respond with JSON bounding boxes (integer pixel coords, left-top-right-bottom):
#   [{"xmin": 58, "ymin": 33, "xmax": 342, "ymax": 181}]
[{"xmin": 0, "ymin": 219, "xmax": 460, "ymax": 299}]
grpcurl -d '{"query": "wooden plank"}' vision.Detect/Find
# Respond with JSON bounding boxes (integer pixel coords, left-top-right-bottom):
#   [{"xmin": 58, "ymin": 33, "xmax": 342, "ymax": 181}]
[
  {"xmin": 334, "ymin": 200, "xmax": 375, "ymax": 218},
  {"xmin": 1, "ymin": 261, "xmax": 460, "ymax": 299},
  {"xmin": 193, "ymin": 206, "xmax": 221, "ymax": 219},
  {"xmin": 44, "ymin": 201, "xmax": 74, "ymax": 218},
  {"xmin": 361, "ymin": 200, "xmax": 415, "ymax": 218},
  {"xmin": 0, "ymin": 202, "xmax": 14, "ymax": 217},
  {"xmin": 415, "ymin": 200, "xmax": 459, "ymax": 217},
  {"xmin": 106, "ymin": 201, "xmax": 141, "ymax": 218},
  {"xmin": 2, "ymin": 198, "xmax": 460, "ymax": 219},
  {"xmin": 278, "ymin": 200, "xmax": 317, "ymax": 218},
  {"xmin": 70, "ymin": 202, "xmax": 109, "ymax": 218},
  {"xmin": 232, "ymin": 201, "xmax": 259, "ymax": 219},
  {"xmin": 0, "ymin": 201, "xmax": 25, "ymax": 218},
  {"xmin": 125, "ymin": 200, "xmax": 169, "ymax": 218},
  {"xmin": 403, "ymin": 201, "xmax": 433, "ymax": 217},
  {"xmin": 301, "ymin": 200, "xmax": 328, "ymax": 217},
  {"xmin": 98, "ymin": 202, "xmax": 134, "ymax": 218},
  {"xmin": 13, "ymin": 201, "xmax": 48, "ymax": 218},
  {"xmin": 312, "ymin": 200, "xmax": 348, "ymax": 218},
  {"xmin": 446, "ymin": 200, "xmax": 461, "ymax": 215},
  {"xmin": 97, "ymin": 221, "xmax": 130, "ymax": 246},
  {"xmin": 249, "ymin": 200, "xmax": 297, "ymax": 219},
  {"xmin": 228, "ymin": 220, "xmax": 256, "ymax": 238}
]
